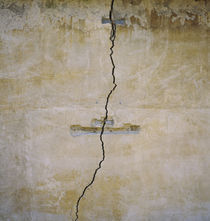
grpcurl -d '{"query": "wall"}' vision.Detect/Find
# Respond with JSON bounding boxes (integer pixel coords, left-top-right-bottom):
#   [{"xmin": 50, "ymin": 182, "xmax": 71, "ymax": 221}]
[{"xmin": 0, "ymin": 0, "xmax": 209, "ymax": 220}]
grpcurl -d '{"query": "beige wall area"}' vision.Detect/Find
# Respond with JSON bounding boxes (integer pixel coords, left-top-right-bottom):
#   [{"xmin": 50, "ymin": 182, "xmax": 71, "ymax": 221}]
[{"xmin": 0, "ymin": 0, "xmax": 209, "ymax": 220}]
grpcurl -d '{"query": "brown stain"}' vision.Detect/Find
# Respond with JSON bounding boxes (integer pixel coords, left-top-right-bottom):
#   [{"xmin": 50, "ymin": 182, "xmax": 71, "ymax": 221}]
[
  {"xmin": 45, "ymin": 0, "xmax": 56, "ymax": 8},
  {"xmin": 31, "ymin": 76, "xmax": 42, "ymax": 87},
  {"xmin": 130, "ymin": 15, "xmax": 141, "ymax": 26},
  {"xmin": 58, "ymin": 17, "xmax": 86, "ymax": 39},
  {"xmin": 150, "ymin": 9, "xmax": 202, "ymax": 29},
  {"xmin": 150, "ymin": 9, "xmax": 162, "ymax": 29},
  {"xmin": 171, "ymin": 142, "xmax": 204, "ymax": 158},
  {"xmin": 59, "ymin": 190, "xmax": 79, "ymax": 213},
  {"xmin": 53, "ymin": 170, "xmax": 80, "ymax": 182},
  {"xmin": 12, "ymin": 182, "xmax": 80, "ymax": 215},
  {"xmin": 116, "ymin": 24, "xmax": 132, "ymax": 37},
  {"xmin": 0, "ymin": 79, "xmax": 10, "ymax": 106},
  {"xmin": 13, "ymin": 188, "xmax": 32, "ymax": 213},
  {"xmin": 185, "ymin": 12, "xmax": 199, "ymax": 26},
  {"xmin": 10, "ymin": 173, "xmax": 142, "ymax": 219},
  {"xmin": 78, "ymin": 175, "xmax": 128, "ymax": 220},
  {"xmin": 169, "ymin": 11, "xmax": 181, "ymax": 28},
  {"xmin": 7, "ymin": 171, "xmax": 82, "ymax": 215},
  {"xmin": 122, "ymin": 144, "xmax": 133, "ymax": 156},
  {"xmin": 1, "ymin": 0, "xmax": 207, "ymax": 30},
  {"xmin": 97, "ymin": 176, "xmax": 128, "ymax": 220},
  {"xmin": 78, "ymin": 19, "xmax": 85, "ymax": 31},
  {"xmin": 0, "ymin": 79, "xmax": 24, "ymax": 97},
  {"xmin": 59, "ymin": 16, "xmax": 73, "ymax": 31},
  {"xmin": 129, "ymin": 15, "xmax": 147, "ymax": 29},
  {"xmin": 122, "ymin": 0, "xmax": 142, "ymax": 6}
]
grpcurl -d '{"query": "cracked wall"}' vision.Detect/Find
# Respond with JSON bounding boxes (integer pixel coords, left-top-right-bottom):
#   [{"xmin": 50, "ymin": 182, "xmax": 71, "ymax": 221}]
[{"xmin": 0, "ymin": 0, "xmax": 209, "ymax": 221}]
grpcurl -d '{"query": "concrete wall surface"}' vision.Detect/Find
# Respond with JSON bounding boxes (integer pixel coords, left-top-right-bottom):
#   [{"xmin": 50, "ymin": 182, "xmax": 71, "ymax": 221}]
[{"xmin": 0, "ymin": 0, "xmax": 209, "ymax": 220}]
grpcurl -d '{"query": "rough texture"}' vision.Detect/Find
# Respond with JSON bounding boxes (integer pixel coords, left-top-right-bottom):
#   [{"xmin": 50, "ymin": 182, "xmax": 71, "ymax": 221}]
[{"xmin": 0, "ymin": 0, "xmax": 209, "ymax": 221}]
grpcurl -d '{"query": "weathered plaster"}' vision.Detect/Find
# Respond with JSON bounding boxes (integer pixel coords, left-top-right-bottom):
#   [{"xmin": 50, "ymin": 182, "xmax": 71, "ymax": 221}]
[{"xmin": 0, "ymin": 0, "xmax": 209, "ymax": 221}]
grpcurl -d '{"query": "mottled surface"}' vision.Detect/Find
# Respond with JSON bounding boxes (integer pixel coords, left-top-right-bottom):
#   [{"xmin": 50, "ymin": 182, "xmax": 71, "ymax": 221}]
[{"xmin": 0, "ymin": 0, "xmax": 209, "ymax": 221}]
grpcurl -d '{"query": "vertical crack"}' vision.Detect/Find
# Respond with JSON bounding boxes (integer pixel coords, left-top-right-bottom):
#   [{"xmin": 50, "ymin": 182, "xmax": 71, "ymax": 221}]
[{"xmin": 74, "ymin": 0, "xmax": 117, "ymax": 220}]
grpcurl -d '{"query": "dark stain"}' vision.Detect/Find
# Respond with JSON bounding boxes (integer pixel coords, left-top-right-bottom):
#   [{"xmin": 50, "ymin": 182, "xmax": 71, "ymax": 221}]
[
  {"xmin": 150, "ymin": 9, "xmax": 162, "ymax": 29},
  {"xmin": 122, "ymin": 0, "xmax": 142, "ymax": 5},
  {"xmin": 150, "ymin": 8, "xmax": 201, "ymax": 29},
  {"xmin": 1, "ymin": 2, "xmax": 25, "ymax": 16},
  {"xmin": 130, "ymin": 15, "xmax": 141, "ymax": 25},
  {"xmin": 45, "ymin": 0, "xmax": 56, "ymax": 8},
  {"xmin": 130, "ymin": 15, "xmax": 147, "ymax": 29},
  {"xmin": 129, "ymin": 0, "xmax": 142, "ymax": 5},
  {"xmin": 185, "ymin": 12, "xmax": 199, "ymax": 26},
  {"xmin": 163, "ymin": 0, "xmax": 171, "ymax": 7},
  {"xmin": 169, "ymin": 13, "xmax": 180, "ymax": 28}
]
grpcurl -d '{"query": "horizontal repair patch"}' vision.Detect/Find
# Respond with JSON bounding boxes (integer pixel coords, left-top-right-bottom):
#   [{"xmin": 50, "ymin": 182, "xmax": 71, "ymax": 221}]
[{"xmin": 102, "ymin": 17, "xmax": 126, "ymax": 25}]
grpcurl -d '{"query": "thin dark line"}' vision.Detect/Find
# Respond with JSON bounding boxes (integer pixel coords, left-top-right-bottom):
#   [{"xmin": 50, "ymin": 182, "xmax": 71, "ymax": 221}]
[{"xmin": 74, "ymin": 0, "xmax": 117, "ymax": 220}]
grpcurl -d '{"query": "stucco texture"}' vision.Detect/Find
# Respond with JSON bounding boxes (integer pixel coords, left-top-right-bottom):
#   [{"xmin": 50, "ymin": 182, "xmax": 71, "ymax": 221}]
[{"xmin": 0, "ymin": 0, "xmax": 209, "ymax": 220}]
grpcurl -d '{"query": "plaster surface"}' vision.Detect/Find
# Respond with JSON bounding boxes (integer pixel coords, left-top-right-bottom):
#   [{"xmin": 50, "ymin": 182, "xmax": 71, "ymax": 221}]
[{"xmin": 0, "ymin": 0, "xmax": 209, "ymax": 220}]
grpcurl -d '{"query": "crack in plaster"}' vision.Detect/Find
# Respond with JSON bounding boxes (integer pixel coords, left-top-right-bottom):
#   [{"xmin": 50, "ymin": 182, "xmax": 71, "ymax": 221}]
[{"xmin": 74, "ymin": 0, "xmax": 117, "ymax": 220}]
